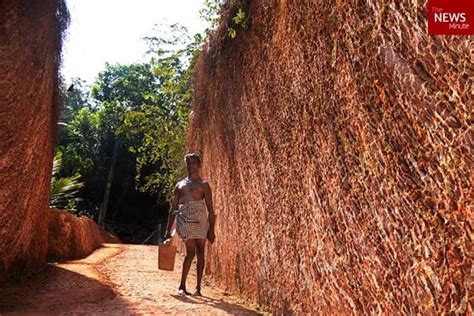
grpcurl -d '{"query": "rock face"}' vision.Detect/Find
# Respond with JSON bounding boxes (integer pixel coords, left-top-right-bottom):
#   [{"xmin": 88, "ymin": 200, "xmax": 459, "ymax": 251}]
[
  {"xmin": 47, "ymin": 208, "xmax": 120, "ymax": 262},
  {"xmin": 0, "ymin": 1, "xmax": 117, "ymax": 282},
  {"xmin": 187, "ymin": 1, "xmax": 471, "ymax": 314},
  {"xmin": 0, "ymin": 0, "xmax": 69, "ymax": 282}
]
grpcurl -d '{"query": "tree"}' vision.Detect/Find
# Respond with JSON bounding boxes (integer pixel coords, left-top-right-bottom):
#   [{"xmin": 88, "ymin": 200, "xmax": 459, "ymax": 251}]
[
  {"xmin": 60, "ymin": 77, "xmax": 94, "ymax": 124},
  {"xmin": 57, "ymin": 79, "xmax": 97, "ymax": 176},
  {"xmin": 54, "ymin": 24, "xmax": 204, "ymax": 230},
  {"xmin": 91, "ymin": 63, "xmax": 163, "ymax": 109},
  {"xmin": 89, "ymin": 24, "xmax": 202, "ymax": 201},
  {"xmin": 121, "ymin": 25, "xmax": 202, "ymax": 200},
  {"xmin": 57, "ymin": 107, "xmax": 100, "ymax": 176}
]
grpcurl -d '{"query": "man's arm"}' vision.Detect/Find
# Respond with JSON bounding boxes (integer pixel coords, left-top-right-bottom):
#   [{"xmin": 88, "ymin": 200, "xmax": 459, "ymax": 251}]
[
  {"xmin": 204, "ymin": 182, "xmax": 216, "ymax": 243},
  {"xmin": 164, "ymin": 184, "xmax": 179, "ymax": 239}
]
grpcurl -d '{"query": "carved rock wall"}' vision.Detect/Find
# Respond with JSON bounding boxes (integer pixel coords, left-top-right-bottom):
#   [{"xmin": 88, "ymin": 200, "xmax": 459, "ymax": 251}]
[
  {"xmin": 0, "ymin": 0, "xmax": 68, "ymax": 281},
  {"xmin": 187, "ymin": 1, "xmax": 472, "ymax": 313}
]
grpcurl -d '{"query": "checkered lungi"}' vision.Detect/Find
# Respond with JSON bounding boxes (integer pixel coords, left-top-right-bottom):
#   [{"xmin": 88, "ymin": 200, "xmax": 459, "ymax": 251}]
[{"xmin": 174, "ymin": 199, "xmax": 209, "ymax": 240}]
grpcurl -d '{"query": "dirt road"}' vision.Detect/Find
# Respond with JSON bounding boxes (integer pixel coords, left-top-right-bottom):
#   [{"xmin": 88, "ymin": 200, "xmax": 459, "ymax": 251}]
[{"xmin": 0, "ymin": 244, "xmax": 264, "ymax": 315}]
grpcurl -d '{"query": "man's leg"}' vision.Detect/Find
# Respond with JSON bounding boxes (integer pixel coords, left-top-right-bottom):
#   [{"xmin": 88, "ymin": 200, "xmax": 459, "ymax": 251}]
[
  {"xmin": 194, "ymin": 238, "xmax": 206, "ymax": 296},
  {"xmin": 179, "ymin": 239, "xmax": 196, "ymax": 294}
]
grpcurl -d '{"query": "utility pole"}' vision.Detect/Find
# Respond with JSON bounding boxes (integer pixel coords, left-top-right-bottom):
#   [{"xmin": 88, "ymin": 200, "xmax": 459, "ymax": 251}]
[{"xmin": 98, "ymin": 137, "xmax": 120, "ymax": 227}]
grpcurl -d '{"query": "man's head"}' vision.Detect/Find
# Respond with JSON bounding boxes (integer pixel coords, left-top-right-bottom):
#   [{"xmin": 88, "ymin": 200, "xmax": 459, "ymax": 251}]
[{"xmin": 184, "ymin": 153, "xmax": 201, "ymax": 174}]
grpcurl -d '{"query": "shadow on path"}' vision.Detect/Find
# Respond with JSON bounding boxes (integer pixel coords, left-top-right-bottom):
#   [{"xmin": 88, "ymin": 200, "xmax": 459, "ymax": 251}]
[
  {"xmin": 0, "ymin": 244, "xmax": 264, "ymax": 314},
  {"xmin": 0, "ymin": 264, "xmax": 134, "ymax": 314},
  {"xmin": 170, "ymin": 293, "xmax": 262, "ymax": 315}
]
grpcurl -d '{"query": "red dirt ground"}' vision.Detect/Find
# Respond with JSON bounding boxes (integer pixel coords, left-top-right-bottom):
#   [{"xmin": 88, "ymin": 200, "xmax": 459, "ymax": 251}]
[{"xmin": 0, "ymin": 244, "xmax": 265, "ymax": 315}]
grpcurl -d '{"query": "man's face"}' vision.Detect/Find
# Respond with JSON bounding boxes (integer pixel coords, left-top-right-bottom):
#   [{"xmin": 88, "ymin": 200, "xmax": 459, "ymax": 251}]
[{"xmin": 186, "ymin": 158, "xmax": 200, "ymax": 173}]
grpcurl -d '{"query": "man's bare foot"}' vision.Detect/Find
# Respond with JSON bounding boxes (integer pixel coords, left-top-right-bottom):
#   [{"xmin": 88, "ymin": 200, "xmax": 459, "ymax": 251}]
[
  {"xmin": 193, "ymin": 288, "xmax": 202, "ymax": 296},
  {"xmin": 178, "ymin": 287, "xmax": 191, "ymax": 296}
]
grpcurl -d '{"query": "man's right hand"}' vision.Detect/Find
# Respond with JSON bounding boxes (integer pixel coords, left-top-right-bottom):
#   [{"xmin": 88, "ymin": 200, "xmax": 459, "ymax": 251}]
[{"xmin": 163, "ymin": 231, "xmax": 172, "ymax": 241}]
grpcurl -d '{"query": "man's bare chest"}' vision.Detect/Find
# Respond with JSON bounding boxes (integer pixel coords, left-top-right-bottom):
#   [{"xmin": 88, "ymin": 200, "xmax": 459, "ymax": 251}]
[{"xmin": 179, "ymin": 182, "xmax": 205, "ymax": 197}]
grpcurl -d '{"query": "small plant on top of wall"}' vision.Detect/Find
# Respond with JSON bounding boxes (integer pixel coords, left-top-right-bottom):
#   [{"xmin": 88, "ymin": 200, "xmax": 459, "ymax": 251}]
[{"xmin": 228, "ymin": 7, "xmax": 248, "ymax": 39}]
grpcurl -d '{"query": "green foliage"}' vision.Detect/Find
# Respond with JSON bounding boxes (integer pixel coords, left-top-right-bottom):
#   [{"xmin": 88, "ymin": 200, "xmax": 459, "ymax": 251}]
[
  {"xmin": 57, "ymin": 144, "xmax": 94, "ymax": 175},
  {"xmin": 50, "ymin": 151, "xmax": 85, "ymax": 214},
  {"xmin": 121, "ymin": 26, "xmax": 200, "ymax": 200},
  {"xmin": 87, "ymin": 24, "xmax": 200, "ymax": 200},
  {"xmin": 61, "ymin": 78, "xmax": 93, "ymax": 123},
  {"xmin": 58, "ymin": 107, "xmax": 101, "ymax": 175},
  {"xmin": 57, "ymin": 79, "xmax": 112, "ymax": 218},
  {"xmin": 199, "ymin": 0, "xmax": 223, "ymax": 34},
  {"xmin": 228, "ymin": 8, "xmax": 248, "ymax": 39},
  {"xmin": 200, "ymin": 1, "xmax": 247, "ymax": 39},
  {"xmin": 91, "ymin": 63, "xmax": 161, "ymax": 109},
  {"xmin": 123, "ymin": 107, "xmax": 187, "ymax": 199},
  {"xmin": 232, "ymin": 8, "xmax": 248, "ymax": 26},
  {"xmin": 57, "ymin": 80, "xmax": 99, "ymax": 175},
  {"xmin": 228, "ymin": 28, "xmax": 237, "ymax": 39},
  {"xmin": 143, "ymin": 23, "xmax": 191, "ymax": 59},
  {"xmin": 55, "ymin": 23, "xmax": 203, "ymax": 226}
]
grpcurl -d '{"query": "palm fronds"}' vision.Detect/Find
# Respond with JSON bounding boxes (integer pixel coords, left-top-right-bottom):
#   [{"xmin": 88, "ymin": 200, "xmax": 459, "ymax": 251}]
[{"xmin": 50, "ymin": 152, "xmax": 84, "ymax": 209}]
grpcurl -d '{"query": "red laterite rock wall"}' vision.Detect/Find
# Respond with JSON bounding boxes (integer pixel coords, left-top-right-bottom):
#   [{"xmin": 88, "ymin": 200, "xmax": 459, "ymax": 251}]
[{"xmin": 187, "ymin": 1, "xmax": 472, "ymax": 313}]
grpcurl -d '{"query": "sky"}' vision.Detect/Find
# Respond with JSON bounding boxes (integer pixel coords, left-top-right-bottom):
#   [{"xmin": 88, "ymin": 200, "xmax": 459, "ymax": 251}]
[{"xmin": 61, "ymin": 0, "xmax": 208, "ymax": 85}]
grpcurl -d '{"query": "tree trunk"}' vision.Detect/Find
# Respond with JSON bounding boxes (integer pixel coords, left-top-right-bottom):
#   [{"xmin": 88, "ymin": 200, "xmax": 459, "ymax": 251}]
[{"xmin": 98, "ymin": 137, "xmax": 120, "ymax": 227}]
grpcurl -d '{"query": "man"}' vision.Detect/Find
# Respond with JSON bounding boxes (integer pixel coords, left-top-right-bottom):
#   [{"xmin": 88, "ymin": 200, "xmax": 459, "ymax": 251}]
[{"xmin": 164, "ymin": 153, "xmax": 216, "ymax": 296}]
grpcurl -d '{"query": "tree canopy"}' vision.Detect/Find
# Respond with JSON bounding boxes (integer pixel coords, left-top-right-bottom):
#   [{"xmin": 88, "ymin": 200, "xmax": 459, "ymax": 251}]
[{"xmin": 55, "ymin": 24, "xmax": 204, "ymax": 237}]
